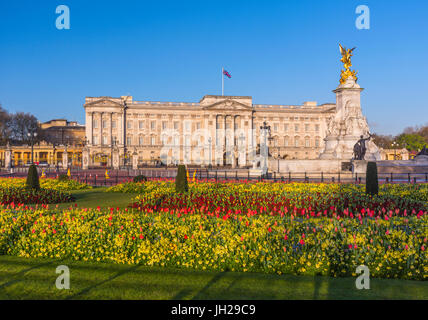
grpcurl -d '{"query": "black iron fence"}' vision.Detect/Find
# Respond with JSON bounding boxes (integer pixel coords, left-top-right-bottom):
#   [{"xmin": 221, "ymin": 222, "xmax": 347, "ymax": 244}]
[{"xmin": 1, "ymin": 167, "xmax": 427, "ymax": 186}]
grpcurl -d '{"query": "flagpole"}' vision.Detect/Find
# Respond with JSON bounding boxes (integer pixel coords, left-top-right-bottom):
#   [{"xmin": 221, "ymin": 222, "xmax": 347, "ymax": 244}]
[{"xmin": 222, "ymin": 67, "xmax": 224, "ymax": 96}]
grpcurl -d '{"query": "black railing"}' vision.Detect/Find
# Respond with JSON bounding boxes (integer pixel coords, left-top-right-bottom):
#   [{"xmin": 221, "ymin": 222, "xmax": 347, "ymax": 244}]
[{"xmin": 1, "ymin": 167, "xmax": 427, "ymax": 186}]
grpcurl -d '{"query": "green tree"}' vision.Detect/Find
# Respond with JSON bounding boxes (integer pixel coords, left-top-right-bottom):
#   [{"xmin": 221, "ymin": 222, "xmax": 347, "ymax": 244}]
[
  {"xmin": 26, "ymin": 164, "xmax": 40, "ymax": 190},
  {"xmin": 397, "ymin": 133, "xmax": 426, "ymax": 152},
  {"xmin": 175, "ymin": 165, "xmax": 188, "ymax": 193}
]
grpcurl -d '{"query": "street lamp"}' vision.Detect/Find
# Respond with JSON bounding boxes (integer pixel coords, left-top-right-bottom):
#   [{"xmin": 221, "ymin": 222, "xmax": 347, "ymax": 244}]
[
  {"xmin": 27, "ymin": 131, "xmax": 38, "ymax": 164},
  {"xmin": 391, "ymin": 141, "xmax": 398, "ymax": 160}
]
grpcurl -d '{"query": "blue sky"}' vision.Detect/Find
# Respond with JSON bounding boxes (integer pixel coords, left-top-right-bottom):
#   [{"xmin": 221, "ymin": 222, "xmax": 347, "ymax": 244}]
[{"xmin": 0, "ymin": 0, "xmax": 427, "ymax": 135}]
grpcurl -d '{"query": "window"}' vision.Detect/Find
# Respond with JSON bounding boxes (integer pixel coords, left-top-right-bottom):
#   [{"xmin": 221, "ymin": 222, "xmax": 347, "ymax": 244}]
[
  {"xmin": 162, "ymin": 121, "xmax": 168, "ymax": 130},
  {"xmin": 305, "ymin": 138, "xmax": 310, "ymax": 147},
  {"xmin": 126, "ymin": 137, "xmax": 132, "ymax": 146},
  {"xmin": 151, "ymin": 136, "xmax": 156, "ymax": 145},
  {"xmin": 174, "ymin": 136, "xmax": 179, "ymax": 146},
  {"xmin": 127, "ymin": 121, "xmax": 132, "ymax": 129},
  {"xmin": 284, "ymin": 124, "xmax": 289, "ymax": 132},
  {"xmin": 315, "ymin": 124, "xmax": 320, "ymax": 132},
  {"xmin": 93, "ymin": 136, "xmax": 99, "ymax": 145},
  {"xmin": 151, "ymin": 121, "xmax": 156, "ymax": 130},
  {"xmin": 295, "ymin": 124, "xmax": 299, "ymax": 132},
  {"xmin": 102, "ymin": 120, "xmax": 108, "ymax": 129},
  {"xmin": 294, "ymin": 137, "xmax": 300, "ymax": 147},
  {"xmin": 284, "ymin": 137, "xmax": 289, "ymax": 147},
  {"xmin": 185, "ymin": 122, "xmax": 191, "ymax": 131},
  {"xmin": 139, "ymin": 121, "xmax": 144, "ymax": 130},
  {"xmin": 196, "ymin": 122, "xmax": 201, "ymax": 130},
  {"xmin": 102, "ymin": 136, "xmax": 108, "ymax": 145},
  {"xmin": 174, "ymin": 122, "xmax": 179, "ymax": 130},
  {"xmin": 93, "ymin": 120, "xmax": 98, "ymax": 129},
  {"xmin": 111, "ymin": 121, "xmax": 116, "ymax": 129},
  {"xmin": 274, "ymin": 124, "xmax": 279, "ymax": 132},
  {"xmin": 161, "ymin": 135, "xmax": 167, "ymax": 145},
  {"xmin": 315, "ymin": 138, "xmax": 320, "ymax": 148},
  {"xmin": 139, "ymin": 136, "xmax": 144, "ymax": 146},
  {"xmin": 305, "ymin": 124, "xmax": 310, "ymax": 132}
]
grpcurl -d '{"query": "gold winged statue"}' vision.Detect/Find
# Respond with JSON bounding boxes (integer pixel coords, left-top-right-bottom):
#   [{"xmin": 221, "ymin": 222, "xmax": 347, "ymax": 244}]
[{"xmin": 339, "ymin": 44, "xmax": 358, "ymax": 84}]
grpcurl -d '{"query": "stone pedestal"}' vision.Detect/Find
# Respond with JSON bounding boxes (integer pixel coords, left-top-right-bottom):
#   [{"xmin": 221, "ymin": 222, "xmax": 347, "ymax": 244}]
[
  {"xmin": 132, "ymin": 152, "xmax": 139, "ymax": 170},
  {"xmin": 82, "ymin": 147, "xmax": 89, "ymax": 170},
  {"xmin": 5, "ymin": 146, "xmax": 12, "ymax": 170},
  {"xmin": 319, "ymin": 77, "xmax": 380, "ymax": 161},
  {"xmin": 62, "ymin": 148, "xmax": 69, "ymax": 170},
  {"xmin": 249, "ymin": 168, "xmax": 265, "ymax": 177},
  {"xmin": 352, "ymin": 160, "xmax": 368, "ymax": 174},
  {"xmin": 112, "ymin": 149, "xmax": 120, "ymax": 170}
]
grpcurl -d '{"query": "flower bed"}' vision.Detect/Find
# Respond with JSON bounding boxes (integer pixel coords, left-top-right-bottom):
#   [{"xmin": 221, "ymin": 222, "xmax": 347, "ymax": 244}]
[
  {"xmin": 129, "ymin": 182, "xmax": 428, "ymax": 217},
  {"xmin": 0, "ymin": 187, "xmax": 75, "ymax": 205},
  {"xmin": 0, "ymin": 178, "xmax": 92, "ymax": 191},
  {"xmin": 3, "ymin": 206, "xmax": 426, "ymax": 280}
]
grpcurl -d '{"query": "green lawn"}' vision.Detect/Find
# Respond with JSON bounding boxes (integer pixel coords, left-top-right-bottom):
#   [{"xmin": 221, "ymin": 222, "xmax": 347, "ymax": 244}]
[
  {"xmin": 0, "ymin": 256, "xmax": 426, "ymax": 300},
  {"xmin": 56, "ymin": 188, "xmax": 137, "ymax": 210}
]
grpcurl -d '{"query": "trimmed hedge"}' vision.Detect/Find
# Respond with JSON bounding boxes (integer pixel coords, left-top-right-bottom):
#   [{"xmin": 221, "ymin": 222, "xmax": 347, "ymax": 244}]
[
  {"xmin": 175, "ymin": 165, "xmax": 188, "ymax": 193},
  {"xmin": 26, "ymin": 165, "xmax": 40, "ymax": 190},
  {"xmin": 366, "ymin": 162, "xmax": 379, "ymax": 196}
]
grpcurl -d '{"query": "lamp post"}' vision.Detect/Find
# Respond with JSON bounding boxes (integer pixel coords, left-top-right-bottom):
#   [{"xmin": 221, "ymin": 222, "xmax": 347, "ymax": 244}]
[
  {"xmin": 391, "ymin": 141, "xmax": 398, "ymax": 160},
  {"xmin": 259, "ymin": 122, "xmax": 271, "ymax": 174},
  {"xmin": 27, "ymin": 131, "xmax": 38, "ymax": 164}
]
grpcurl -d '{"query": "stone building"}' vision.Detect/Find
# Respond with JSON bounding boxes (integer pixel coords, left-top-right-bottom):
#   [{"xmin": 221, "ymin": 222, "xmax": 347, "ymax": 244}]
[
  {"xmin": 83, "ymin": 95, "xmax": 336, "ymax": 168},
  {"xmin": 40, "ymin": 119, "xmax": 85, "ymax": 146}
]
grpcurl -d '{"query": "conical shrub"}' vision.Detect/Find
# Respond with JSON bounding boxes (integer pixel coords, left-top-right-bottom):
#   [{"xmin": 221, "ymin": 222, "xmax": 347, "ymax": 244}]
[
  {"xmin": 175, "ymin": 165, "xmax": 188, "ymax": 193},
  {"xmin": 365, "ymin": 162, "xmax": 379, "ymax": 196},
  {"xmin": 26, "ymin": 164, "xmax": 40, "ymax": 190}
]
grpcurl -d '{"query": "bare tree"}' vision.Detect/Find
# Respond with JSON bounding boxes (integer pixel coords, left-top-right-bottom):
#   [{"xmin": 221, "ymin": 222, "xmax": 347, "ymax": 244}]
[
  {"xmin": 0, "ymin": 104, "xmax": 12, "ymax": 145},
  {"xmin": 9, "ymin": 112, "xmax": 40, "ymax": 145}
]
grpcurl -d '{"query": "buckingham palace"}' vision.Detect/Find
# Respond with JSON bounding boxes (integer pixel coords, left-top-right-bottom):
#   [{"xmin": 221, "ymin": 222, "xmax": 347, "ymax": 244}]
[{"xmin": 83, "ymin": 94, "xmax": 336, "ymax": 168}]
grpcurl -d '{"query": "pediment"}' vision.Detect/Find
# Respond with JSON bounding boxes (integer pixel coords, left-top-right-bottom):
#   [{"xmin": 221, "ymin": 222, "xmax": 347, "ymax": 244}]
[
  {"xmin": 203, "ymin": 99, "xmax": 253, "ymax": 112},
  {"xmin": 84, "ymin": 98, "xmax": 124, "ymax": 108}
]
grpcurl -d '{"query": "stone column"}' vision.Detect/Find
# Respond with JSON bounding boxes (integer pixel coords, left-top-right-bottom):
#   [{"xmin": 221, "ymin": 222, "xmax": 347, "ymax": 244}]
[
  {"xmin": 62, "ymin": 147, "xmax": 68, "ymax": 170},
  {"xmin": 132, "ymin": 150, "xmax": 138, "ymax": 170},
  {"xmin": 82, "ymin": 147, "xmax": 89, "ymax": 170},
  {"xmin": 90, "ymin": 112, "xmax": 94, "ymax": 145},
  {"xmin": 112, "ymin": 148, "xmax": 120, "ymax": 170},
  {"xmin": 99, "ymin": 112, "xmax": 104, "ymax": 146},
  {"xmin": 5, "ymin": 144, "xmax": 12, "ymax": 170}
]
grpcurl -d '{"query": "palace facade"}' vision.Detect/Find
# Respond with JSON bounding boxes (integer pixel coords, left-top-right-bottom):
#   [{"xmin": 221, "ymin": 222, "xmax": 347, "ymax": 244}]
[{"xmin": 84, "ymin": 95, "xmax": 336, "ymax": 167}]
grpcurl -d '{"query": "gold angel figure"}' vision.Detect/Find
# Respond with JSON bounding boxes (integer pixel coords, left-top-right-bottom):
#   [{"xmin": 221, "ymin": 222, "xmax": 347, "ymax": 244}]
[{"xmin": 339, "ymin": 44, "xmax": 358, "ymax": 84}]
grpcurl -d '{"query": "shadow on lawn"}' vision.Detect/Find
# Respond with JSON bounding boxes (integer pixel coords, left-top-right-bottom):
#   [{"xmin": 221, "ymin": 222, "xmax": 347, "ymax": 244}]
[
  {"xmin": 0, "ymin": 260, "xmax": 58, "ymax": 290},
  {"xmin": 65, "ymin": 264, "xmax": 141, "ymax": 300},
  {"xmin": 177, "ymin": 271, "xmax": 227, "ymax": 300}
]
